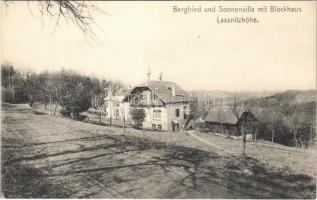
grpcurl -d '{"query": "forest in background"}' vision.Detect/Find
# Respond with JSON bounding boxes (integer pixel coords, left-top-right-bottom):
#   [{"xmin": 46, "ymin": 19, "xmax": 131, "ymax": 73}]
[
  {"xmin": 1, "ymin": 62, "xmax": 316, "ymax": 149},
  {"xmin": 1, "ymin": 63, "xmax": 127, "ymax": 116},
  {"xmin": 244, "ymin": 90, "xmax": 316, "ymax": 148}
]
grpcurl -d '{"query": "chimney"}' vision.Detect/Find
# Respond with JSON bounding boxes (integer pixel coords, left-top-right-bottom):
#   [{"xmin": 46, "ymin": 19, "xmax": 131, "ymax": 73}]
[
  {"xmin": 147, "ymin": 65, "xmax": 151, "ymax": 81},
  {"xmin": 159, "ymin": 72, "xmax": 163, "ymax": 81},
  {"xmin": 172, "ymin": 84, "xmax": 175, "ymax": 97},
  {"xmin": 146, "ymin": 66, "xmax": 151, "ymax": 87}
]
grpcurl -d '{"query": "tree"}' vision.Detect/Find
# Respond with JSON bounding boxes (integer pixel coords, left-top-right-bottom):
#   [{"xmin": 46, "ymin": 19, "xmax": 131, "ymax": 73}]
[
  {"xmin": 231, "ymin": 95, "xmax": 242, "ymax": 120},
  {"xmin": 1, "ymin": 63, "xmax": 28, "ymax": 103},
  {"xmin": 239, "ymin": 112, "xmax": 247, "ymax": 155},
  {"xmin": 217, "ymin": 109, "xmax": 225, "ymax": 135},
  {"xmin": 57, "ymin": 71, "xmax": 94, "ymax": 118},
  {"xmin": 1, "ymin": 64, "xmax": 127, "ymax": 120},
  {"xmin": 1, "ymin": 63, "xmax": 16, "ymax": 102},
  {"xmin": 1, "ymin": 62, "xmax": 14, "ymax": 88},
  {"xmin": 189, "ymin": 97, "xmax": 199, "ymax": 119},
  {"xmin": 130, "ymin": 108, "xmax": 145, "ymax": 129},
  {"xmin": 3, "ymin": 1, "xmax": 103, "ymax": 43},
  {"xmin": 239, "ymin": 100, "xmax": 257, "ymax": 155},
  {"xmin": 287, "ymin": 111, "xmax": 313, "ymax": 151},
  {"xmin": 268, "ymin": 110, "xmax": 279, "ymax": 147},
  {"xmin": 23, "ymin": 73, "xmax": 34, "ymax": 106}
]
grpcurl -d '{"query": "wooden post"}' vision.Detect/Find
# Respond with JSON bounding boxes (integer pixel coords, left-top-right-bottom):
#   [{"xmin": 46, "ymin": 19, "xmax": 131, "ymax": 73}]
[
  {"xmin": 242, "ymin": 115, "xmax": 246, "ymax": 155},
  {"xmin": 49, "ymin": 93, "xmax": 52, "ymax": 117},
  {"xmin": 203, "ymin": 122, "xmax": 205, "ymax": 134},
  {"xmin": 53, "ymin": 100, "xmax": 58, "ymax": 115},
  {"xmin": 123, "ymin": 116, "xmax": 125, "ymax": 134},
  {"xmin": 213, "ymin": 130, "xmax": 215, "ymax": 143},
  {"xmin": 48, "ymin": 80, "xmax": 52, "ymax": 117},
  {"xmin": 12, "ymin": 87, "xmax": 15, "ymax": 101},
  {"xmin": 8, "ymin": 75, "xmax": 11, "ymax": 90},
  {"xmin": 109, "ymin": 102, "xmax": 112, "ymax": 126},
  {"xmin": 293, "ymin": 126, "xmax": 297, "ymax": 151},
  {"xmin": 255, "ymin": 128, "xmax": 257, "ymax": 145},
  {"xmin": 309, "ymin": 125, "xmax": 313, "ymax": 148},
  {"xmin": 271, "ymin": 128, "xmax": 274, "ymax": 147},
  {"xmin": 242, "ymin": 126, "xmax": 246, "ymax": 155},
  {"xmin": 123, "ymin": 106, "xmax": 126, "ymax": 135},
  {"xmin": 44, "ymin": 95, "xmax": 47, "ymax": 110}
]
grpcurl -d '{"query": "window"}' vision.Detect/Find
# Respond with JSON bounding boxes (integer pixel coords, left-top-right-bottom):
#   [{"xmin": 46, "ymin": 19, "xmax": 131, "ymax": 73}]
[
  {"xmin": 157, "ymin": 124, "xmax": 162, "ymax": 130},
  {"xmin": 175, "ymin": 108, "xmax": 180, "ymax": 117},
  {"xmin": 152, "ymin": 124, "xmax": 156, "ymax": 130},
  {"xmin": 183, "ymin": 106, "xmax": 188, "ymax": 119},
  {"xmin": 153, "ymin": 110, "xmax": 161, "ymax": 120}
]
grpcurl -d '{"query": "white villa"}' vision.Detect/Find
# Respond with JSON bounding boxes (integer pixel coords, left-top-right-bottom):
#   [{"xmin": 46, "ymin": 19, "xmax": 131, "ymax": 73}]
[{"xmin": 122, "ymin": 79, "xmax": 196, "ymax": 131}]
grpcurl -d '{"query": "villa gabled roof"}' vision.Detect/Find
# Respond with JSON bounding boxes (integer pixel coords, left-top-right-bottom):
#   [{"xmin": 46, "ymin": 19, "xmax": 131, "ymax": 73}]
[{"xmin": 123, "ymin": 80, "xmax": 195, "ymax": 104}]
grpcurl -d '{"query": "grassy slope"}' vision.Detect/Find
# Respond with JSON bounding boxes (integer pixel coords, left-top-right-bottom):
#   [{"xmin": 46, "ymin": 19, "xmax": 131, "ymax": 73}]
[{"xmin": 1, "ymin": 103, "xmax": 316, "ymax": 198}]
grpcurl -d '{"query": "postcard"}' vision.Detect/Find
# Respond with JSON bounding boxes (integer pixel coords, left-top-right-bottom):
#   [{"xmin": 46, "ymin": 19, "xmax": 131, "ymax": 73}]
[{"xmin": 0, "ymin": 1, "xmax": 316, "ymax": 199}]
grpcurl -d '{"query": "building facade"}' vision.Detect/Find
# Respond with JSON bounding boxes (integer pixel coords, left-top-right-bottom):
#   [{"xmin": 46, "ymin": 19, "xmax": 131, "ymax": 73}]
[
  {"xmin": 123, "ymin": 80, "xmax": 195, "ymax": 131},
  {"xmin": 203, "ymin": 110, "xmax": 257, "ymax": 136},
  {"xmin": 104, "ymin": 93, "xmax": 125, "ymax": 121}
]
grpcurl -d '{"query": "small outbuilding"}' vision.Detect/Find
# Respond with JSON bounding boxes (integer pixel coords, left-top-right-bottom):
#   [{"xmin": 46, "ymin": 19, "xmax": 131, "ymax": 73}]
[{"xmin": 203, "ymin": 109, "xmax": 238, "ymax": 135}]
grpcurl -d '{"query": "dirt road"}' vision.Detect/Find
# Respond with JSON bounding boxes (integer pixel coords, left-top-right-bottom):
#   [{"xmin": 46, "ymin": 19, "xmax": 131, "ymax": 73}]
[{"xmin": 1, "ymin": 104, "xmax": 316, "ymax": 198}]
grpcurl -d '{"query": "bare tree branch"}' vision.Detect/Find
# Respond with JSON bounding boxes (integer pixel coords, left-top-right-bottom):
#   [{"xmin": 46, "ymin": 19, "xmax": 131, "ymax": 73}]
[
  {"xmin": 3, "ymin": 0, "xmax": 104, "ymax": 45},
  {"xmin": 231, "ymin": 95, "xmax": 241, "ymax": 120}
]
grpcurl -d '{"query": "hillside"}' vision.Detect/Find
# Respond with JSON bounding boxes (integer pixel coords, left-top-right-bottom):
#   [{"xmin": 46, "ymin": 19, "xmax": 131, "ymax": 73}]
[
  {"xmin": 262, "ymin": 90, "xmax": 316, "ymax": 105},
  {"xmin": 1, "ymin": 103, "xmax": 316, "ymax": 198},
  {"xmin": 241, "ymin": 90, "xmax": 316, "ymax": 147},
  {"xmin": 247, "ymin": 90, "xmax": 316, "ymax": 124},
  {"xmin": 188, "ymin": 90, "xmax": 278, "ymax": 105}
]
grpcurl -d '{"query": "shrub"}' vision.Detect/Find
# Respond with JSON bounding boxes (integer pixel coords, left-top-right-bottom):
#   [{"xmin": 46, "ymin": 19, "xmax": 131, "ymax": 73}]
[
  {"xmin": 130, "ymin": 108, "xmax": 145, "ymax": 129},
  {"xmin": 58, "ymin": 73, "xmax": 94, "ymax": 116}
]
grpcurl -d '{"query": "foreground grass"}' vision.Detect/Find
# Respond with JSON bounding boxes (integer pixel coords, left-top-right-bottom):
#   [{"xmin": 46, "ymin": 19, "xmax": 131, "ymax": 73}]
[{"xmin": 1, "ymin": 103, "xmax": 316, "ymax": 198}]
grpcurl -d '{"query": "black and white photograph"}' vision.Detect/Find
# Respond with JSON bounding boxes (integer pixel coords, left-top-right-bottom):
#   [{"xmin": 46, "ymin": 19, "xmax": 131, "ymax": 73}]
[{"xmin": 0, "ymin": 1, "xmax": 316, "ymax": 199}]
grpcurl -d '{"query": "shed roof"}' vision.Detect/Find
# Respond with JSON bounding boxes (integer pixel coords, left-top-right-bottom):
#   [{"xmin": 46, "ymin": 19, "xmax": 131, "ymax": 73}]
[
  {"xmin": 195, "ymin": 116, "xmax": 205, "ymax": 124},
  {"xmin": 204, "ymin": 109, "xmax": 238, "ymax": 125}
]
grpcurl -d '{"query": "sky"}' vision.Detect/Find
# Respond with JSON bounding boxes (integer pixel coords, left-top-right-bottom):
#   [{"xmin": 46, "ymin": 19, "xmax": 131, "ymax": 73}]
[{"xmin": 0, "ymin": 1, "xmax": 316, "ymax": 91}]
